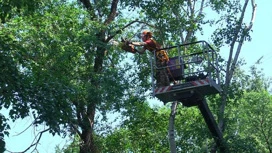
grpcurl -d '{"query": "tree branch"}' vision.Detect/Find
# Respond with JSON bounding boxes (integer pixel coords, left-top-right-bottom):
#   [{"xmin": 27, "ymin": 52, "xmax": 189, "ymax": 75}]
[
  {"xmin": 188, "ymin": 0, "xmax": 194, "ymax": 14},
  {"xmin": 226, "ymin": 0, "xmax": 249, "ymax": 87},
  {"xmin": 184, "ymin": 0, "xmax": 196, "ymax": 43},
  {"xmin": 197, "ymin": 0, "xmax": 205, "ymax": 17},
  {"xmin": 248, "ymin": 0, "xmax": 257, "ymax": 30},
  {"xmin": 79, "ymin": 0, "xmax": 92, "ymax": 10},
  {"xmin": 94, "ymin": 0, "xmax": 102, "ymax": 18},
  {"xmin": 219, "ymin": 0, "xmax": 257, "ymax": 134},
  {"xmin": 71, "ymin": 124, "xmax": 82, "ymax": 136},
  {"xmin": 219, "ymin": 1, "xmax": 250, "ymax": 132},
  {"xmin": 12, "ymin": 120, "xmax": 36, "ymax": 137},
  {"xmin": 79, "ymin": 0, "xmax": 96, "ymax": 19},
  {"xmin": 105, "ymin": 20, "xmax": 155, "ymax": 42},
  {"xmin": 229, "ymin": 0, "xmax": 256, "ymax": 81},
  {"xmin": 104, "ymin": 0, "xmax": 119, "ymax": 25},
  {"xmin": 6, "ymin": 128, "xmax": 50, "ymax": 153}
]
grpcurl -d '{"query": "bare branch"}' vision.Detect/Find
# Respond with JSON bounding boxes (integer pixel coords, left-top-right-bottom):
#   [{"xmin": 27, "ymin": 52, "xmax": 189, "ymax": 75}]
[
  {"xmin": 226, "ymin": 0, "xmax": 249, "ymax": 85},
  {"xmin": 248, "ymin": 0, "xmax": 257, "ymax": 30},
  {"xmin": 229, "ymin": 0, "xmax": 256, "ymax": 80},
  {"xmin": 219, "ymin": 0, "xmax": 257, "ymax": 135},
  {"xmin": 188, "ymin": 0, "xmax": 194, "ymax": 14},
  {"xmin": 197, "ymin": 0, "xmax": 205, "ymax": 17},
  {"xmin": 12, "ymin": 120, "xmax": 35, "ymax": 137},
  {"xmin": 181, "ymin": 6, "xmax": 189, "ymax": 18},
  {"xmin": 192, "ymin": 0, "xmax": 196, "ymax": 11},
  {"xmin": 6, "ymin": 128, "xmax": 50, "ymax": 153},
  {"xmin": 104, "ymin": 0, "xmax": 119, "ymax": 25}
]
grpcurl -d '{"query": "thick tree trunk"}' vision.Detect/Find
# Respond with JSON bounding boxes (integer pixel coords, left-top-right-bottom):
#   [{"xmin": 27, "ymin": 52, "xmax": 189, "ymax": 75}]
[
  {"xmin": 78, "ymin": 102, "xmax": 97, "ymax": 153},
  {"xmin": 80, "ymin": 129, "xmax": 97, "ymax": 153},
  {"xmin": 79, "ymin": 31, "xmax": 106, "ymax": 153},
  {"xmin": 76, "ymin": 98, "xmax": 98, "ymax": 153}
]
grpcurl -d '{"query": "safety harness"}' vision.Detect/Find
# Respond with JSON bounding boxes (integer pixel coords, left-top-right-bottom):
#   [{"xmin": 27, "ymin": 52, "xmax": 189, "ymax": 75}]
[{"xmin": 146, "ymin": 39, "xmax": 177, "ymax": 84}]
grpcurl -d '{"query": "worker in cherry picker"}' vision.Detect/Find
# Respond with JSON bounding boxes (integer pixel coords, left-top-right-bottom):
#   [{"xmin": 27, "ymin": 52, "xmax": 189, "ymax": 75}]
[{"xmin": 125, "ymin": 30, "xmax": 170, "ymax": 87}]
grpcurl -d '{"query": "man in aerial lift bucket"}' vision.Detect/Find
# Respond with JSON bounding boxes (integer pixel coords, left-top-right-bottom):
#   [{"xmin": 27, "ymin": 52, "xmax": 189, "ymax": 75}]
[{"xmin": 121, "ymin": 30, "xmax": 170, "ymax": 87}]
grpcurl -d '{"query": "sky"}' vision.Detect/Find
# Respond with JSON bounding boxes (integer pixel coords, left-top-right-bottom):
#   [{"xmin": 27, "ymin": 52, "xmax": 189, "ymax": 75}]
[
  {"xmin": 3, "ymin": 0, "xmax": 272, "ymax": 153},
  {"xmin": 222, "ymin": 0, "xmax": 272, "ymax": 77}
]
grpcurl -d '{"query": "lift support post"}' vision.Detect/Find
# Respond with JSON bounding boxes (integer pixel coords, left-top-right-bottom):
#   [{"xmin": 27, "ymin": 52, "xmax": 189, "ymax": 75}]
[{"xmin": 198, "ymin": 98, "xmax": 225, "ymax": 152}]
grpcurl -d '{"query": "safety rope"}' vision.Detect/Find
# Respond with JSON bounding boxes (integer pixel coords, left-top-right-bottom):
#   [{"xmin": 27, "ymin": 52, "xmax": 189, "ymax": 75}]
[{"xmin": 167, "ymin": 67, "xmax": 177, "ymax": 84}]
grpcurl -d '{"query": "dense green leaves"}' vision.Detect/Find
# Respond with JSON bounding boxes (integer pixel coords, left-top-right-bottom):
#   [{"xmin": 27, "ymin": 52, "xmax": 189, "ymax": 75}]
[
  {"xmin": 0, "ymin": 114, "xmax": 9, "ymax": 152},
  {"xmin": 1, "ymin": 0, "xmax": 268, "ymax": 152},
  {"xmin": 0, "ymin": 0, "xmax": 46, "ymax": 23},
  {"xmin": 1, "ymin": 0, "xmax": 148, "ymax": 152}
]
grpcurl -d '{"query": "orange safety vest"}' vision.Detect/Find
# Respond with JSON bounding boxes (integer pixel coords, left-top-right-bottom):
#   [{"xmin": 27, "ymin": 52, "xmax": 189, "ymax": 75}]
[{"xmin": 144, "ymin": 39, "xmax": 169, "ymax": 62}]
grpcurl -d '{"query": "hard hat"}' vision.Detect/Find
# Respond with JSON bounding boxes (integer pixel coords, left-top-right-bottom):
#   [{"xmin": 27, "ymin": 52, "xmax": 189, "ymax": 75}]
[{"xmin": 142, "ymin": 30, "xmax": 152, "ymax": 37}]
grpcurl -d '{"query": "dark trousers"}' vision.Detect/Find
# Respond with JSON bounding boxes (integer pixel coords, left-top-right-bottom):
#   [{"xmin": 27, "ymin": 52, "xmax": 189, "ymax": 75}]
[{"xmin": 155, "ymin": 58, "xmax": 170, "ymax": 87}]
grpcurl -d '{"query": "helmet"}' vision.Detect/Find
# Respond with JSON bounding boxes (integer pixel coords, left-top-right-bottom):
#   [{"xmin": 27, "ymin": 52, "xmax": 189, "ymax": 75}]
[{"xmin": 142, "ymin": 30, "xmax": 152, "ymax": 38}]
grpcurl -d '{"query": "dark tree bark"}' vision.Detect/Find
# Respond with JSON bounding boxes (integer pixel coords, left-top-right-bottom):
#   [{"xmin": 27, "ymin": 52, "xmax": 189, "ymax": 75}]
[{"xmin": 76, "ymin": 1, "xmax": 119, "ymax": 152}]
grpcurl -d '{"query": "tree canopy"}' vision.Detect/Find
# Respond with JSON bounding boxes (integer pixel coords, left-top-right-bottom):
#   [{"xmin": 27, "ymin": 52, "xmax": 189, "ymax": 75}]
[{"xmin": 1, "ymin": 0, "xmax": 270, "ymax": 153}]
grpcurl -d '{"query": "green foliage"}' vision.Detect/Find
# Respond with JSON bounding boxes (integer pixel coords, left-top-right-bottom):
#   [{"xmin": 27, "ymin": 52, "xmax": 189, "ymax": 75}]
[
  {"xmin": 55, "ymin": 135, "xmax": 80, "ymax": 153},
  {"xmin": 0, "ymin": 0, "xmax": 46, "ymax": 23},
  {"xmin": 246, "ymin": 64, "xmax": 272, "ymax": 91},
  {"xmin": 121, "ymin": 0, "xmax": 208, "ymax": 44},
  {"xmin": 242, "ymin": 91, "xmax": 272, "ymax": 152},
  {"xmin": 218, "ymin": 65, "xmax": 272, "ymax": 152},
  {"xmin": 174, "ymin": 106, "xmax": 212, "ymax": 152},
  {"xmin": 0, "ymin": 114, "xmax": 9, "ymax": 152},
  {"xmin": 102, "ymin": 102, "xmax": 170, "ymax": 152},
  {"xmin": 1, "ymin": 0, "xmax": 150, "ymax": 151},
  {"xmin": 94, "ymin": 100, "xmax": 223, "ymax": 152},
  {"xmin": 1, "ymin": 0, "xmax": 266, "ymax": 152},
  {"xmin": 212, "ymin": 0, "xmax": 252, "ymax": 48},
  {"xmin": 210, "ymin": 0, "xmax": 228, "ymax": 12},
  {"xmin": 1, "ymin": 1, "xmax": 93, "ymax": 134},
  {"xmin": 237, "ymin": 90, "xmax": 272, "ymax": 152}
]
